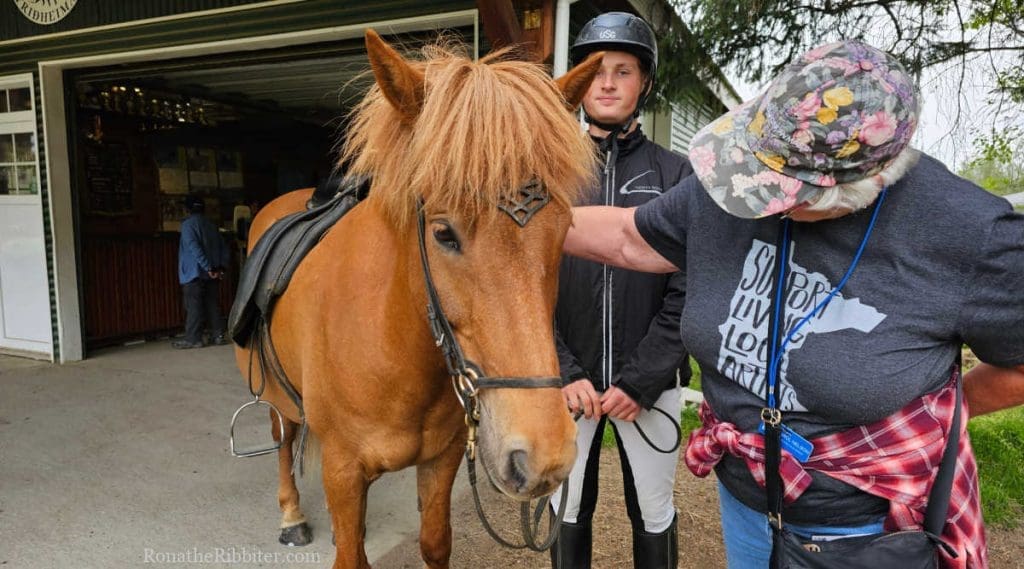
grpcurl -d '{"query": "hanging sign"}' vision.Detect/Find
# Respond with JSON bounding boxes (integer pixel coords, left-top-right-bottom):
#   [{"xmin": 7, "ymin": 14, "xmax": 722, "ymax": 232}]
[{"xmin": 15, "ymin": 0, "xmax": 78, "ymax": 25}]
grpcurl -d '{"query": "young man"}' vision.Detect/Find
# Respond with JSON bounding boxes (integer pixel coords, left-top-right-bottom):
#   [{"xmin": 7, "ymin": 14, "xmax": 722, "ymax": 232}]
[
  {"xmin": 173, "ymin": 195, "xmax": 230, "ymax": 349},
  {"xmin": 550, "ymin": 12, "xmax": 693, "ymax": 569}
]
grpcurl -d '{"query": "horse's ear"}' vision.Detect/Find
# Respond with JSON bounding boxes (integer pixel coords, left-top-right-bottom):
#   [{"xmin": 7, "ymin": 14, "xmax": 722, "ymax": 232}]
[
  {"xmin": 555, "ymin": 51, "xmax": 604, "ymax": 111},
  {"xmin": 365, "ymin": 29, "xmax": 425, "ymax": 121}
]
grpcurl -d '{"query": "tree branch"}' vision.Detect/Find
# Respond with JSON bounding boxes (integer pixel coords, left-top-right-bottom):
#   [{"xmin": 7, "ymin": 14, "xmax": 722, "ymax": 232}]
[
  {"xmin": 880, "ymin": 2, "xmax": 904, "ymax": 43},
  {"xmin": 925, "ymin": 44, "xmax": 1024, "ymax": 67},
  {"xmin": 947, "ymin": 0, "xmax": 967, "ymax": 159}
]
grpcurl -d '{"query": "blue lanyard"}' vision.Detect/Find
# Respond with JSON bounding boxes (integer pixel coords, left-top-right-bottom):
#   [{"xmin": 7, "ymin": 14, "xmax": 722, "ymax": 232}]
[{"xmin": 765, "ymin": 189, "xmax": 889, "ymax": 411}]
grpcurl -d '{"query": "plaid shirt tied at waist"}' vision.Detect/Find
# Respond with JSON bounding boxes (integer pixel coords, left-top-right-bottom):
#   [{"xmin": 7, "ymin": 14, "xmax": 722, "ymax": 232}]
[{"xmin": 684, "ymin": 375, "xmax": 987, "ymax": 568}]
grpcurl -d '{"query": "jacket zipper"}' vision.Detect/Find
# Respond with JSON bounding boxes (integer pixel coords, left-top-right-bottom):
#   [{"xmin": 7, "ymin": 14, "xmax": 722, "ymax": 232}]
[{"xmin": 601, "ymin": 148, "xmax": 615, "ymax": 390}]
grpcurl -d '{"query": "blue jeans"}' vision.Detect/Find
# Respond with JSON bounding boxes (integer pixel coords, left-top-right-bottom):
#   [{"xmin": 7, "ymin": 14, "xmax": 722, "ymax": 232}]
[{"xmin": 717, "ymin": 481, "xmax": 885, "ymax": 569}]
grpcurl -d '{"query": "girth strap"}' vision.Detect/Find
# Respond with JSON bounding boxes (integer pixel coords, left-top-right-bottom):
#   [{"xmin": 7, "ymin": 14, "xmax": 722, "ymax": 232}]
[
  {"xmin": 256, "ymin": 319, "xmax": 304, "ymax": 413},
  {"xmin": 249, "ymin": 317, "xmax": 309, "ymax": 475}
]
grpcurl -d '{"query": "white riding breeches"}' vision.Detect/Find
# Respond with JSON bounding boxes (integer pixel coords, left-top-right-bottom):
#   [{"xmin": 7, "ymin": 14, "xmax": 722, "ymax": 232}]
[{"xmin": 551, "ymin": 386, "xmax": 683, "ymax": 534}]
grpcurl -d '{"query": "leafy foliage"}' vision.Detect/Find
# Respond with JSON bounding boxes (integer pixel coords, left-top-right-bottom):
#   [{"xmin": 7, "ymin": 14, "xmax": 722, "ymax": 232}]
[
  {"xmin": 657, "ymin": 0, "xmax": 1024, "ymax": 131},
  {"xmin": 959, "ymin": 127, "xmax": 1023, "ymax": 196},
  {"xmin": 676, "ymin": 1, "xmax": 1022, "ymax": 88},
  {"xmin": 631, "ymin": 2, "xmax": 735, "ymax": 112},
  {"xmin": 655, "ymin": 21, "xmax": 720, "ymax": 111}
]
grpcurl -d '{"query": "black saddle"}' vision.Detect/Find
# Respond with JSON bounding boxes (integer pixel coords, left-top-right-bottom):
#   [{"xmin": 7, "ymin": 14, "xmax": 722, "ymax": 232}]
[{"xmin": 228, "ymin": 174, "xmax": 369, "ymax": 347}]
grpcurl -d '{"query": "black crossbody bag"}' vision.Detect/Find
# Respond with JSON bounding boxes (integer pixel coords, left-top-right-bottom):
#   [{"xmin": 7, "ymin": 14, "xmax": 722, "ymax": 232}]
[
  {"xmin": 763, "ymin": 196, "xmax": 959, "ymax": 568},
  {"xmin": 765, "ymin": 374, "xmax": 960, "ymax": 569}
]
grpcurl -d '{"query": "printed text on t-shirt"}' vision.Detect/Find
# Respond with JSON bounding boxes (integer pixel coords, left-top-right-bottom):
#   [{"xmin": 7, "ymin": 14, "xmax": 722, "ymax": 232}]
[{"xmin": 716, "ymin": 239, "xmax": 887, "ymax": 411}]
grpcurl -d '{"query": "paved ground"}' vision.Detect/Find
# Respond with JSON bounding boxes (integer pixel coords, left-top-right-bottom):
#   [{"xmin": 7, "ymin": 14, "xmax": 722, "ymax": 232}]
[
  {"xmin": 0, "ymin": 341, "xmax": 466, "ymax": 568},
  {"xmin": 3, "ymin": 344, "xmax": 1021, "ymax": 568}
]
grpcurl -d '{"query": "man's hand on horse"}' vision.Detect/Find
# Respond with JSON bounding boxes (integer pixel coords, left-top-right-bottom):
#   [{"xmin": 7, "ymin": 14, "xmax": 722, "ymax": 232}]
[
  {"xmin": 563, "ymin": 379, "xmax": 603, "ymax": 420},
  {"xmin": 600, "ymin": 386, "xmax": 641, "ymax": 422}
]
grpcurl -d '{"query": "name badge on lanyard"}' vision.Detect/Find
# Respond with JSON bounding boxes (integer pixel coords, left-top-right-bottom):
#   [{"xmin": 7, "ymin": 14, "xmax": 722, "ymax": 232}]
[{"xmin": 758, "ymin": 421, "xmax": 814, "ymax": 462}]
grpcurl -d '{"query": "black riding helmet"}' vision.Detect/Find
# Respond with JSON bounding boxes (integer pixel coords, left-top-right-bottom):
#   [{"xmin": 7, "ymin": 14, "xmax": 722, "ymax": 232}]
[{"xmin": 570, "ymin": 12, "xmax": 658, "ymax": 132}]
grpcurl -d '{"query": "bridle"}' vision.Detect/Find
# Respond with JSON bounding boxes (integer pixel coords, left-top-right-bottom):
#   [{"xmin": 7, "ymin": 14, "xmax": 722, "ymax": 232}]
[{"xmin": 415, "ymin": 190, "xmax": 570, "ymax": 551}]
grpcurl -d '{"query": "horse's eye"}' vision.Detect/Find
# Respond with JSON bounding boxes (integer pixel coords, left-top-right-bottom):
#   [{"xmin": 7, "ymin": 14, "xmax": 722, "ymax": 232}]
[{"xmin": 432, "ymin": 225, "xmax": 461, "ymax": 252}]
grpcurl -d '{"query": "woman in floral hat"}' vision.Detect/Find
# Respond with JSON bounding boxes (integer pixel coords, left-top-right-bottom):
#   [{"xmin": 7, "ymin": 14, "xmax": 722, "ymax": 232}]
[{"xmin": 562, "ymin": 39, "xmax": 1024, "ymax": 568}]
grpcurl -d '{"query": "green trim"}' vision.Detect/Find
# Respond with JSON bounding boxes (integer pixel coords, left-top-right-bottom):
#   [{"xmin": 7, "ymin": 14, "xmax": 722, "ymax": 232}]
[
  {"xmin": 0, "ymin": 0, "xmax": 473, "ymax": 75},
  {"xmin": 1, "ymin": 1, "xmax": 277, "ymax": 42},
  {"xmin": 31, "ymin": 72, "xmax": 59, "ymax": 360}
]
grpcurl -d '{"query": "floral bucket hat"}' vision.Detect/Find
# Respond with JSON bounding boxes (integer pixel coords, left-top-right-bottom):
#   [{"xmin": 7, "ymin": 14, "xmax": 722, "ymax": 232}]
[{"xmin": 689, "ymin": 40, "xmax": 921, "ymax": 218}]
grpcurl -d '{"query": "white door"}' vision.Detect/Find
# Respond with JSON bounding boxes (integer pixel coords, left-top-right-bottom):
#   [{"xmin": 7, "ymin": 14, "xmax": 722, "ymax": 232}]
[{"xmin": 0, "ymin": 75, "xmax": 52, "ymax": 357}]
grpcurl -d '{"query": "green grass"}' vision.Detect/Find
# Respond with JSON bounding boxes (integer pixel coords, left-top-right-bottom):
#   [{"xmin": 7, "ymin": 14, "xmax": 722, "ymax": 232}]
[{"xmin": 968, "ymin": 406, "xmax": 1024, "ymax": 528}]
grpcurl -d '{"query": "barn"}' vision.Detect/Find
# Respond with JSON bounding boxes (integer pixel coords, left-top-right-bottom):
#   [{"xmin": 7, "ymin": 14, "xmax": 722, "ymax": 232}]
[{"xmin": 0, "ymin": 0, "xmax": 737, "ymax": 362}]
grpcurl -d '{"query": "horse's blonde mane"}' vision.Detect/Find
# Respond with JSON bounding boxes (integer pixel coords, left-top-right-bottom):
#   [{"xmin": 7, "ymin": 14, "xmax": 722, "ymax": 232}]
[{"xmin": 341, "ymin": 44, "xmax": 596, "ymax": 229}]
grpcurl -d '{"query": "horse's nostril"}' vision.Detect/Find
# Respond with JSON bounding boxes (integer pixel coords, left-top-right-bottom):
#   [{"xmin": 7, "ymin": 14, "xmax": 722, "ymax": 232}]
[{"xmin": 507, "ymin": 449, "xmax": 530, "ymax": 492}]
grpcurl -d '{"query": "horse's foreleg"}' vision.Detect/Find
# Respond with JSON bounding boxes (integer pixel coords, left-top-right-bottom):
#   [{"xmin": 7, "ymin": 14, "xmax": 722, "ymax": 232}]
[
  {"xmin": 416, "ymin": 440, "xmax": 465, "ymax": 569},
  {"xmin": 272, "ymin": 413, "xmax": 312, "ymax": 546},
  {"xmin": 322, "ymin": 448, "xmax": 371, "ymax": 569}
]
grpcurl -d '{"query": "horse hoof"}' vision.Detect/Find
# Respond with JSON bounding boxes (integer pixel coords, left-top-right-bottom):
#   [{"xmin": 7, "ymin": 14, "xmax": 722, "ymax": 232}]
[{"xmin": 279, "ymin": 522, "xmax": 313, "ymax": 547}]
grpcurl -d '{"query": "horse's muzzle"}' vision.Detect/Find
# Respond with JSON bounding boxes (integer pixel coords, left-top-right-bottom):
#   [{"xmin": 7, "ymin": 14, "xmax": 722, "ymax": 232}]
[{"xmin": 485, "ymin": 437, "xmax": 575, "ymax": 500}]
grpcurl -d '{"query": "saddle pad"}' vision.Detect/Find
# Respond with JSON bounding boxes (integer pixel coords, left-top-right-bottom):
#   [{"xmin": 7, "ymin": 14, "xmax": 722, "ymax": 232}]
[{"xmin": 228, "ymin": 176, "xmax": 368, "ymax": 346}]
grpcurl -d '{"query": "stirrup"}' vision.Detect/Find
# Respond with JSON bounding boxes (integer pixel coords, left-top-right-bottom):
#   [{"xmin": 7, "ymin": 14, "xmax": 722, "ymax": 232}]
[{"xmin": 230, "ymin": 398, "xmax": 285, "ymax": 457}]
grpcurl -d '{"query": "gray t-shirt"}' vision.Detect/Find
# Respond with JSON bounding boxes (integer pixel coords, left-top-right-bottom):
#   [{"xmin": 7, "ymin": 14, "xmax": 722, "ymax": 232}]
[{"xmin": 635, "ymin": 154, "xmax": 1024, "ymax": 524}]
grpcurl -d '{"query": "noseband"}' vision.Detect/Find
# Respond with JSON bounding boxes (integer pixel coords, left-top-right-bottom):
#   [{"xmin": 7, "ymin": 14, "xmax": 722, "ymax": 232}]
[{"xmin": 415, "ymin": 194, "xmax": 568, "ymax": 551}]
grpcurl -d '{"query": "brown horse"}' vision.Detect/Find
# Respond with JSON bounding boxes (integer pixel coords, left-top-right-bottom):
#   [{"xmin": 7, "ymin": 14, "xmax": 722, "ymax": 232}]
[{"xmin": 234, "ymin": 30, "xmax": 602, "ymax": 569}]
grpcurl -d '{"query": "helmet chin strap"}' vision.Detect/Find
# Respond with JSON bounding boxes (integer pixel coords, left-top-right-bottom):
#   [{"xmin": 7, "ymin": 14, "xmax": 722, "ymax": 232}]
[{"xmin": 587, "ymin": 113, "xmax": 634, "ymax": 136}]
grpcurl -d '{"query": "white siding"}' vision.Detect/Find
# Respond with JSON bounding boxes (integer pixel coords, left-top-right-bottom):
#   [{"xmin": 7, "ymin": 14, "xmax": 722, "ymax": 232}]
[{"xmin": 670, "ymin": 95, "xmax": 720, "ymax": 156}]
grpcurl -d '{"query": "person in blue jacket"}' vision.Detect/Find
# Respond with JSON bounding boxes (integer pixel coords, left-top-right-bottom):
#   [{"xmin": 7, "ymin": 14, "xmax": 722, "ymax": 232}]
[{"xmin": 173, "ymin": 194, "xmax": 230, "ymax": 349}]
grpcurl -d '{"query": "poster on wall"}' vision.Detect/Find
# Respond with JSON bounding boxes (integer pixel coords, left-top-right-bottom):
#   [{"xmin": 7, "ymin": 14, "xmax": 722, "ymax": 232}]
[
  {"xmin": 217, "ymin": 150, "xmax": 244, "ymax": 189},
  {"xmin": 84, "ymin": 142, "xmax": 133, "ymax": 215},
  {"xmin": 155, "ymin": 145, "xmax": 188, "ymax": 194},
  {"xmin": 186, "ymin": 147, "xmax": 218, "ymax": 190},
  {"xmin": 159, "ymin": 194, "xmax": 187, "ymax": 232},
  {"xmin": 152, "ymin": 144, "xmax": 245, "ymax": 231}
]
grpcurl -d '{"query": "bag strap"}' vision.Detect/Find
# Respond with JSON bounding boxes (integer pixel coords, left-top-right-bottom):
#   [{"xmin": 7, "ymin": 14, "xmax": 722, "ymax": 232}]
[
  {"xmin": 923, "ymin": 354, "xmax": 962, "ymax": 536},
  {"xmin": 765, "ymin": 219, "xmax": 789, "ymax": 562}
]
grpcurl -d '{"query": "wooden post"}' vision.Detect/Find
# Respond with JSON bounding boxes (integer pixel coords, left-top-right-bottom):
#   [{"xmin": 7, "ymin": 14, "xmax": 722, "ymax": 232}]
[
  {"xmin": 476, "ymin": 0, "xmax": 521, "ymax": 49},
  {"xmin": 519, "ymin": 0, "xmax": 554, "ymax": 64},
  {"xmin": 477, "ymin": 0, "xmax": 556, "ymax": 64}
]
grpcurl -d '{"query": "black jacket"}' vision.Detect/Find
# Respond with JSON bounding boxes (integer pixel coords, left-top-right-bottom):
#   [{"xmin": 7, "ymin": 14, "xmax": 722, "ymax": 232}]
[{"xmin": 555, "ymin": 128, "xmax": 693, "ymax": 409}]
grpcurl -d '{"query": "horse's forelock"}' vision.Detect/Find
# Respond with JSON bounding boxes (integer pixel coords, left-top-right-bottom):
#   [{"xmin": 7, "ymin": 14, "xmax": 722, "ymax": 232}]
[{"xmin": 341, "ymin": 42, "xmax": 596, "ymax": 229}]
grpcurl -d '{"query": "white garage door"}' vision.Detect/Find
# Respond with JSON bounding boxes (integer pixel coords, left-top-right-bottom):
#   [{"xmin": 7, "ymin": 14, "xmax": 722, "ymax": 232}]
[{"xmin": 0, "ymin": 74, "xmax": 52, "ymax": 357}]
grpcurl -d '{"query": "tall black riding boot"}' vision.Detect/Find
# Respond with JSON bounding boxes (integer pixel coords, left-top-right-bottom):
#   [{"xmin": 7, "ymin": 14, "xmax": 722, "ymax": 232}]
[
  {"xmin": 549, "ymin": 519, "xmax": 592, "ymax": 569},
  {"xmin": 632, "ymin": 513, "xmax": 678, "ymax": 569}
]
